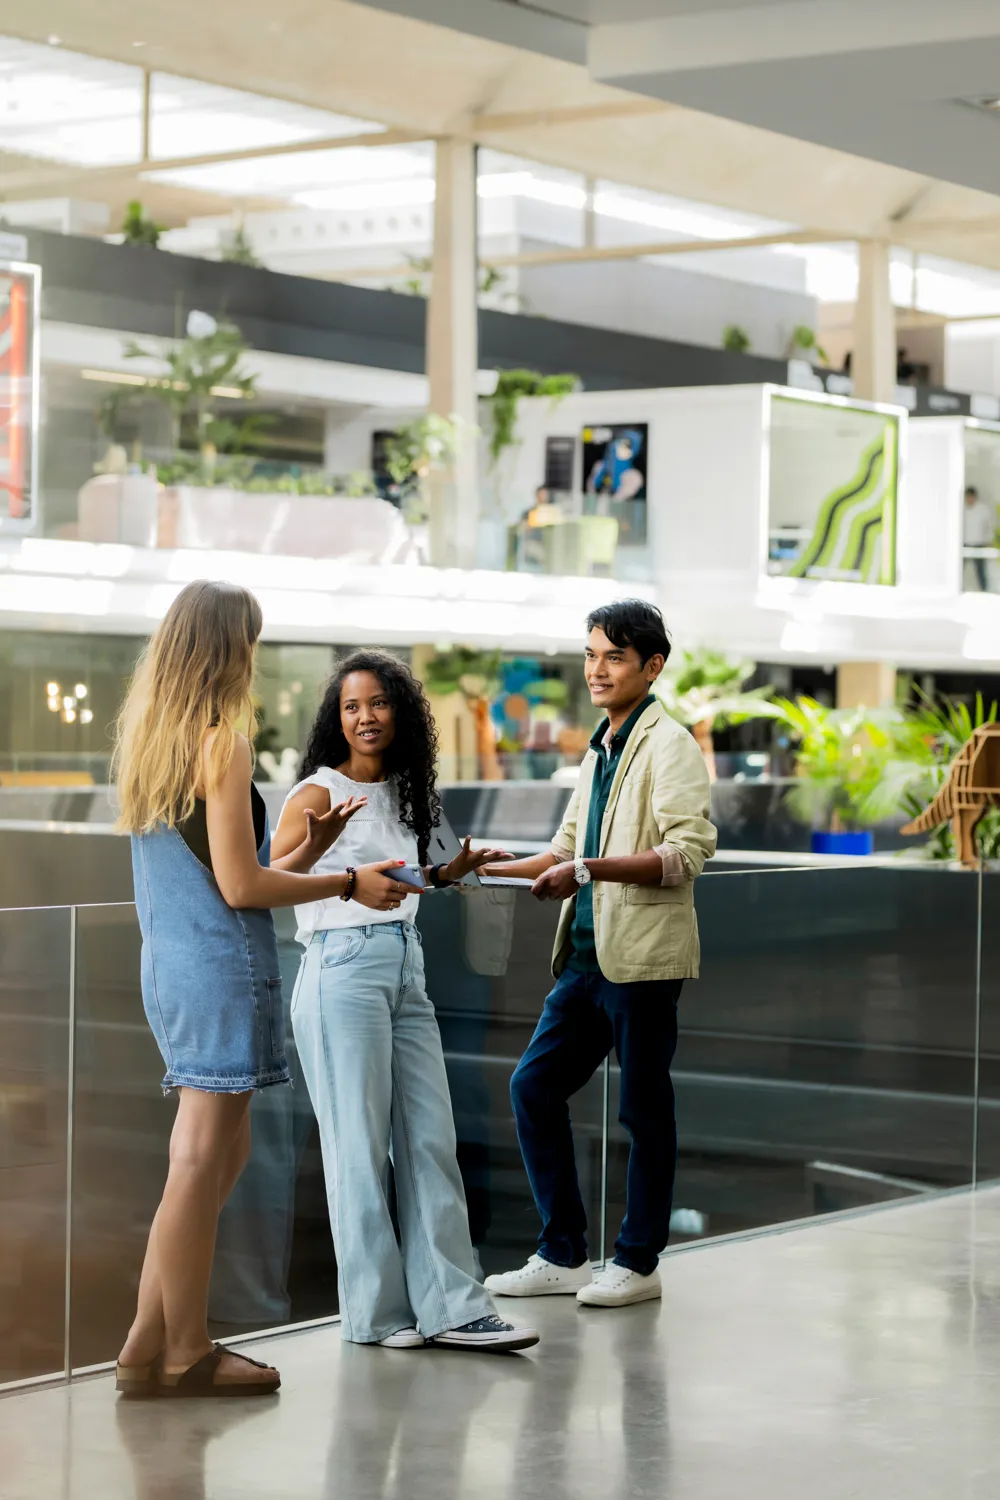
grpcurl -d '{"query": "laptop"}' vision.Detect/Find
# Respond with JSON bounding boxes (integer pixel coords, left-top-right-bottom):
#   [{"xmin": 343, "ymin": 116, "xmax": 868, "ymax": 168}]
[{"xmin": 428, "ymin": 814, "xmax": 534, "ymax": 890}]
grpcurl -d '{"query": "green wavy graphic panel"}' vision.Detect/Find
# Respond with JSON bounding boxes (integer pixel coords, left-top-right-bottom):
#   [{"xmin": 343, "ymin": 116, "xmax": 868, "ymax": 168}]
[{"xmin": 783, "ymin": 416, "xmax": 897, "ymax": 585}]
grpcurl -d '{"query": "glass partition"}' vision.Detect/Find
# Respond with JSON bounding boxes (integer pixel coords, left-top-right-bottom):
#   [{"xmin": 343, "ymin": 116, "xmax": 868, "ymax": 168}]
[
  {"xmin": 604, "ymin": 864, "xmax": 982, "ymax": 1257},
  {"xmin": 1, "ymin": 865, "xmax": 995, "ymax": 1389},
  {"xmin": 68, "ymin": 903, "xmax": 163, "ymax": 1370},
  {"xmin": 976, "ymin": 869, "xmax": 998, "ymax": 1184},
  {"xmin": 0, "ymin": 906, "xmax": 72, "ymax": 1385},
  {"xmin": 416, "ymin": 887, "xmax": 606, "ymax": 1278}
]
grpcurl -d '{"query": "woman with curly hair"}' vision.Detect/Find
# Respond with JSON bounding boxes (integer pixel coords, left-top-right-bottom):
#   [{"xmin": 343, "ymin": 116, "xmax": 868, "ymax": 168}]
[{"xmin": 272, "ymin": 650, "xmax": 538, "ymax": 1354}]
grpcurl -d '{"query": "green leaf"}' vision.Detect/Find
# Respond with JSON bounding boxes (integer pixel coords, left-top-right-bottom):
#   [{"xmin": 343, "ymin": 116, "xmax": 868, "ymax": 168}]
[{"xmin": 486, "ymin": 369, "xmax": 579, "ymax": 465}]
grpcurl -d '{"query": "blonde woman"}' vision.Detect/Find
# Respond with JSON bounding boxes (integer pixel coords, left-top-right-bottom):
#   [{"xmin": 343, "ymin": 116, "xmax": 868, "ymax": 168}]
[{"xmin": 113, "ymin": 580, "xmax": 420, "ymax": 1398}]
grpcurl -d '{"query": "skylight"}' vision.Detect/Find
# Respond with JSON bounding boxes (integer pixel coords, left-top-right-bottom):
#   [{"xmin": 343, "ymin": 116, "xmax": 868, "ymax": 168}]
[
  {"xmin": 148, "ymin": 74, "xmax": 383, "ymax": 161},
  {"xmin": 0, "ymin": 37, "xmax": 142, "ymax": 165},
  {"xmin": 0, "ymin": 36, "xmax": 384, "ymax": 170},
  {"xmin": 147, "ymin": 143, "xmax": 433, "ymax": 201}
]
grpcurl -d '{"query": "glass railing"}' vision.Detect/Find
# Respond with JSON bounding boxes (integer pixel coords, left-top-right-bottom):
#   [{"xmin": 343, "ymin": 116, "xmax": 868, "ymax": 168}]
[{"xmin": 0, "ymin": 860, "xmax": 990, "ymax": 1388}]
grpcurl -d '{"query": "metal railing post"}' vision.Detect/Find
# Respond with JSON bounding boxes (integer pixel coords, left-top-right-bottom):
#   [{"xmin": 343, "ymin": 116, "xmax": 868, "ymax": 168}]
[{"xmin": 63, "ymin": 906, "xmax": 78, "ymax": 1381}]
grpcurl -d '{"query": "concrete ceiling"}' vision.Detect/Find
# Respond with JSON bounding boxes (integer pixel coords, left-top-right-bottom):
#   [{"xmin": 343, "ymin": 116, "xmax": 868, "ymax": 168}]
[
  {"xmin": 365, "ymin": 1, "xmax": 1000, "ymax": 198},
  {"xmin": 588, "ymin": 1, "xmax": 1000, "ymax": 196},
  {"xmin": 528, "ymin": 0, "xmax": 801, "ymax": 19},
  {"xmin": 4, "ymin": 0, "xmax": 1000, "ymax": 271}
]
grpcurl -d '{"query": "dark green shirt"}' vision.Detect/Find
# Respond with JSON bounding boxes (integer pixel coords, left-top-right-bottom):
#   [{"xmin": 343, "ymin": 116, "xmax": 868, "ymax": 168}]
[{"xmin": 567, "ymin": 695, "xmax": 655, "ymax": 974}]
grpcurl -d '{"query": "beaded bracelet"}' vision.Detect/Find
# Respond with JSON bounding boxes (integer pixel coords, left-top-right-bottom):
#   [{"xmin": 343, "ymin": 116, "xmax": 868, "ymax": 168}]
[{"xmin": 340, "ymin": 867, "xmax": 357, "ymax": 902}]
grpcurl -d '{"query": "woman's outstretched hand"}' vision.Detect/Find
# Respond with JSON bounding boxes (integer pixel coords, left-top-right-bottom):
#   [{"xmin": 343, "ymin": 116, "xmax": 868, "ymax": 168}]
[
  {"xmin": 353, "ymin": 860, "xmax": 424, "ymax": 911},
  {"xmin": 299, "ymin": 796, "xmax": 367, "ymax": 864},
  {"xmin": 442, "ymin": 835, "xmax": 514, "ymax": 883}
]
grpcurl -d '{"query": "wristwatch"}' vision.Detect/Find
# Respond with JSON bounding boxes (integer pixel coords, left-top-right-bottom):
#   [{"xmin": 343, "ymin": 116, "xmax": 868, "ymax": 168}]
[{"xmin": 573, "ymin": 857, "xmax": 592, "ymax": 887}]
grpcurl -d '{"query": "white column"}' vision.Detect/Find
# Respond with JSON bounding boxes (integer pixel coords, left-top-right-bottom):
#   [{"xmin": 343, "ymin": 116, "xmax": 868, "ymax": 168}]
[
  {"xmin": 426, "ymin": 137, "xmax": 479, "ymax": 569},
  {"xmin": 583, "ymin": 177, "xmax": 597, "ymax": 249},
  {"xmin": 853, "ymin": 240, "xmax": 896, "ymax": 405},
  {"xmin": 836, "ymin": 660, "xmax": 896, "ymax": 709}
]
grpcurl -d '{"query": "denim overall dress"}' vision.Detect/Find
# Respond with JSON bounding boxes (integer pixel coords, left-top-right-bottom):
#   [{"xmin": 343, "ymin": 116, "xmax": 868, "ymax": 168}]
[{"xmin": 131, "ymin": 784, "xmax": 290, "ymax": 1094}]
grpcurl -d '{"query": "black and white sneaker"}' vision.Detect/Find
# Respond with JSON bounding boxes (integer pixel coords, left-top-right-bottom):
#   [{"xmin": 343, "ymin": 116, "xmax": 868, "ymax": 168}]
[{"xmin": 430, "ymin": 1315, "xmax": 540, "ymax": 1353}]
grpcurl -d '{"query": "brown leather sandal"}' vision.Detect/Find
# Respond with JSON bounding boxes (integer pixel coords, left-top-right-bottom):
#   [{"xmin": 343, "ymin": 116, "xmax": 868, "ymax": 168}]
[{"xmin": 158, "ymin": 1344, "xmax": 280, "ymax": 1398}]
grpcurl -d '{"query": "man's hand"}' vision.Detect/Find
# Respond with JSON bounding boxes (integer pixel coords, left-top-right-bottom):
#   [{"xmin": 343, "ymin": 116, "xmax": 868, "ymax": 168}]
[
  {"xmin": 530, "ymin": 860, "xmax": 579, "ymax": 901},
  {"xmin": 443, "ymin": 835, "xmax": 514, "ymax": 882},
  {"xmin": 298, "ymin": 796, "xmax": 367, "ymax": 865}
]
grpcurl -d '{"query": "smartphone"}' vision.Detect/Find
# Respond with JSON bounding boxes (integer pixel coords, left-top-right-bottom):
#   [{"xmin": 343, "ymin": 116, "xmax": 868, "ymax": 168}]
[{"xmin": 390, "ymin": 864, "xmax": 427, "ymax": 891}]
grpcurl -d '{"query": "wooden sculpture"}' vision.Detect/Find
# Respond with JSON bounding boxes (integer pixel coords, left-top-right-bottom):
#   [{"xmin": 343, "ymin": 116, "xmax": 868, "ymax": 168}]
[{"xmin": 901, "ymin": 723, "xmax": 1000, "ymax": 866}]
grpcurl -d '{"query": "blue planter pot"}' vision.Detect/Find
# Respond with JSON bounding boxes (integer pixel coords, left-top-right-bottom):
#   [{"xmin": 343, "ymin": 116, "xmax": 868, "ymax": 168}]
[{"xmin": 810, "ymin": 830, "xmax": 874, "ymax": 856}]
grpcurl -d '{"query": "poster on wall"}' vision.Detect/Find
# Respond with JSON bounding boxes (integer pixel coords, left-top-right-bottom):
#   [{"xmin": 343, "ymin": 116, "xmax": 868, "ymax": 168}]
[
  {"xmin": 582, "ymin": 423, "xmax": 648, "ymax": 545},
  {"xmin": 582, "ymin": 424, "xmax": 647, "ymax": 502},
  {"xmin": 0, "ymin": 262, "xmax": 40, "ymax": 534},
  {"xmin": 766, "ymin": 395, "xmax": 899, "ymax": 585}
]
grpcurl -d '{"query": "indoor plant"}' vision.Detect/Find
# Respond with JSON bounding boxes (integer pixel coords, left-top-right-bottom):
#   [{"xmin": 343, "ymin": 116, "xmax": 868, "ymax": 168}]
[
  {"xmin": 786, "ymin": 323, "xmax": 830, "ymax": 365},
  {"xmin": 124, "ymin": 310, "xmax": 258, "ymax": 472},
  {"xmin": 721, "ymin": 325, "xmax": 752, "ymax": 355},
  {"xmin": 423, "ymin": 646, "xmax": 504, "ymax": 782},
  {"xmin": 120, "ymin": 199, "xmax": 163, "ymax": 249},
  {"xmin": 485, "ymin": 369, "xmax": 578, "ymax": 467},
  {"xmin": 655, "ymin": 649, "xmax": 781, "ymax": 780},
  {"xmin": 380, "ymin": 412, "xmax": 463, "ymax": 524},
  {"xmin": 774, "ymin": 696, "xmax": 897, "ymax": 854},
  {"xmin": 859, "ymin": 691, "xmax": 1000, "ymax": 861}
]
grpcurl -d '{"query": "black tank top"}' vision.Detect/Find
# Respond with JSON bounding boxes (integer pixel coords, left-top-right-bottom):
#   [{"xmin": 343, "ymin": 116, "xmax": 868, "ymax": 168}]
[{"xmin": 178, "ymin": 783, "xmax": 267, "ymax": 873}]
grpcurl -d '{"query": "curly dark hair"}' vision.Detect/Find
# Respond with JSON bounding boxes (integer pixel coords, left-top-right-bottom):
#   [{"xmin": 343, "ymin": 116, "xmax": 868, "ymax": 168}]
[{"xmin": 300, "ymin": 649, "xmax": 441, "ymax": 862}]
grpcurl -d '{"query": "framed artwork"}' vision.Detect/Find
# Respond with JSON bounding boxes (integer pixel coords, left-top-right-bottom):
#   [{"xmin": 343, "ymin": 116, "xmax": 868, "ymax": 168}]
[{"xmin": 0, "ymin": 262, "xmax": 40, "ymax": 534}]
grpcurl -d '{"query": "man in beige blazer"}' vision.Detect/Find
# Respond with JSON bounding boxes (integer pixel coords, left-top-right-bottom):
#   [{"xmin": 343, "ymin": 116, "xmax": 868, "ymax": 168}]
[{"xmin": 483, "ymin": 600, "xmax": 716, "ymax": 1308}]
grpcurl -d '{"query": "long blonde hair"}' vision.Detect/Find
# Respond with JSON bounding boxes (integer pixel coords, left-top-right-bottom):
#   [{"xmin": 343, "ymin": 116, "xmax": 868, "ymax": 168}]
[{"xmin": 114, "ymin": 580, "xmax": 263, "ymax": 834}]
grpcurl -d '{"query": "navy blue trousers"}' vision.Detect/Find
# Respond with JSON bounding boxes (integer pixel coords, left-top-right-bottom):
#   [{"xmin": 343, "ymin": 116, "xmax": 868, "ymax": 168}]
[{"xmin": 510, "ymin": 965, "xmax": 682, "ymax": 1277}]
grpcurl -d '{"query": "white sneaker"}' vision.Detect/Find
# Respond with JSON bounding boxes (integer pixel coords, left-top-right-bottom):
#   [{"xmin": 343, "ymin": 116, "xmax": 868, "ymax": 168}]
[
  {"xmin": 575, "ymin": 1260, "xmax": 659, "ymax": 1308},
  {"xmin": 430, "ymin": 1315, "xmax": 539, "ymax": 1352},
  {"xmin": 576, "ymin": 1263, "xmax": 661, "ymax": 1307},
  {"xmin": 485, "ymin": 1253, "xmax": 593, "ymax": 1298},
  {"xmin": 378, "ymin": 1327, "xmax": 426, "ymax": 1349}
]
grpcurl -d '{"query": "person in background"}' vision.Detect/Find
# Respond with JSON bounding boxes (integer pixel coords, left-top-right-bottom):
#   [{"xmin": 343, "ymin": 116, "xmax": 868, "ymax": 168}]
[
  {"xmin": 963, "ymin": 485, "xmax": 996, "ymax": 592},
  {"xmin": 272, "ymin": 650, "xmax": 539, "ymax": 1353},
  {"xmin": 113, "ymin": 581, "xmax": 411, "ymax": 1398},
  {"xmin": 481, "ymin": 600, "xmax": 717, "ymax": 1308}
]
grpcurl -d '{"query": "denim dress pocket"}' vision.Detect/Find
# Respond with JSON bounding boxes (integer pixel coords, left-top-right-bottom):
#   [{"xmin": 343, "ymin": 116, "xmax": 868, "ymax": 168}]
[{"xmin": 266, "ymin": 976, "xmax": 284, "ymax": 1060}]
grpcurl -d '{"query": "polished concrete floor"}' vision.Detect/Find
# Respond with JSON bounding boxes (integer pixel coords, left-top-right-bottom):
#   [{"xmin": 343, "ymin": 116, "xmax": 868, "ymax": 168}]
[{"xmin": 4, "ymin": 1187, "xmax": 1000, "ymax": 1500}]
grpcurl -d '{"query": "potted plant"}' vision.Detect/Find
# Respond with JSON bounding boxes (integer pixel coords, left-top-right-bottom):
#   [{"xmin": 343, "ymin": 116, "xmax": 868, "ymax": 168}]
[
  {"xmin": 774, "ymin": 696, "xmax": 903, "ymax": 854},
  {"xmin": 120, "ymin": 200, "xmax": 163, "ymax": 249},
  {"xmin": 380, "ymin": 412, "xmax": 463, "ymax": 525},
  {"xmin": 722, "ymin": 325, "xmax": 752, "ymax": 354},
  {"xmin": 220, "ymin": 220, "xmax": 261, "ymax": 268},
  {"xmin": 83, "ymin": 312, "xmax": 409, "ymax": 560},
  {"xmin": 655, "ymin": 648, "xmax": 781, "ymax": 780},
  {"xmin": 125, "ymin": 310, "xmax": 258, "ymax": 472},
  {"xmin": 862, "ymin": 691, "xmax": 1000, "ymax": 861},
  {"xmin": 422, "ymin": 647, "xmax": 504, "ymax": 782},
  {"xmin": 786, "ymin": 324, "xmax": 830, "ymax": 365},
  {"xmin": 484, "ymin": 369, "xmax": 579, "ymax": 468}
]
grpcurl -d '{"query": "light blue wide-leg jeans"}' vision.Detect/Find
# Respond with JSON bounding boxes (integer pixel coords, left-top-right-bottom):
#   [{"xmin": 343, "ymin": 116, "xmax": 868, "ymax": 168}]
[{"xmin": 291, "ymin": 920, "xmax": 495, "ymax": 1343}]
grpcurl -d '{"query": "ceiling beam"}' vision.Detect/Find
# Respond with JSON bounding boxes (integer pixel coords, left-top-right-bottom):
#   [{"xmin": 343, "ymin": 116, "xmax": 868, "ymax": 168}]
[
  {"xmin": 896, "ymin": 215, "xmax": 1000, "ymax": 237},
  {"xmin": 0, "ymin": 93, "xmax": 674, "ymax": 203},
  {"xmin": 484, "ymin": 227, "xmax": 848, "ymax": 268},
  {"xmin": 0, "ymin": 127, "xmax": 427, "ymax": 200},
  {"xmin": 473, "ymin": 98, "xmax": 673, "ymax": 132},
  {"xmin": 314, "ymin": 227, "xmax": 854, "ymax": 282}
]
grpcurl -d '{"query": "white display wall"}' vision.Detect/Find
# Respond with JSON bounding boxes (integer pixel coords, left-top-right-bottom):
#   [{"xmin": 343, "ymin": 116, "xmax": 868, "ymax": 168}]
[
  {"xmin": 908, "ymin": 417, "xmax": 1000, "ymax": 598},
  {"xmin": 506, "ymin": 384, "xmax": 1000, "ymax": 669}
]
